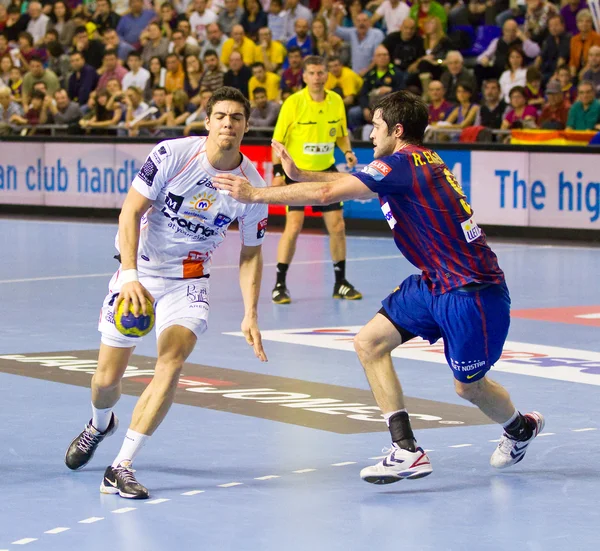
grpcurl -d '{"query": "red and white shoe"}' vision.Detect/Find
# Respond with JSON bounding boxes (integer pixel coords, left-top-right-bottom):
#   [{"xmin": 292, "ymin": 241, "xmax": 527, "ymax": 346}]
[
  {"xmin": 490, "ymin": 411, "xmax": 545, "ymax": 469},
  {"xmin": 360, "ymin": 444, "xmax": 432, "ymax": 485}
]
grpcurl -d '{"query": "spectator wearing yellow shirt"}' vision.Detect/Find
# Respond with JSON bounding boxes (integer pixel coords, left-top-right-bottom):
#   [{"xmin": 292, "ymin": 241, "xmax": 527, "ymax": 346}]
[
  {"xmin": 254, "ymin": 27, "xmax": 287, "ymax": 73},
  {"xmin": 249, "ymin": 62, "xmax": 281, "ymax": 102},
  {"xmin": 221, "ymin": 24, "xmax": 258, "ymax": 67},
  {"xmin": 325, "ymin": 56, "xmax": 363, "ymax": 107},
  {"xmin": 164, "ymin": 53, "xmax": 185, "ymax": 93}
]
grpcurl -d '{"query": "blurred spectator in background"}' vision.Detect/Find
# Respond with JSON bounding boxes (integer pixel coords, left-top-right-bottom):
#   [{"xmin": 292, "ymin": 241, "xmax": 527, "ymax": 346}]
[
  {"xmin": 74, "ymin": 25, "xmax": 105, "ymax": 69},
  {"xmin": 409, "ymin": 0, "xmax": 447, "ymax": 35},
  {"xmin": 569, "ymin": 9, "xmax": 600, "ymax": 79},
  {"xmin": 0, "ymin": 54, "xmax": 12, "ymax": 85},
  {"xmin": 566, "ymin": 80, "xmax": 600, "ymax": 129},
  {"xmin": 199, "ymin": 23, "xmax": 226, "ymax": 59},
  {"xmin": 17, "ymin": 31, "xmax": 47, "ymax": 71},
  {"xmin": 4, "ymin": 5, "xmax": 26, "ymax": 45},
  {"xmin": 560, "ymin": 0, "xmax": 587, "ymax": 36},
  {"xmin": 224, "ymin": 50, "xmax": 251, "ymax": 97},
  {"xmin": 166, "ymin": 89, "xmax": 195, "ymax": 126},
  {"xmin": 414, "ymin": 15, "xmax": 452, "ymax": 85},
  {"xmin": 499, "ymin": 46, "xmax": 527, "ymax": 102},
  {"xmin": 241, "ymin": 0, "xmax": 268, "ymax": 41},
  {"xmin": 49, "ymin": 1, "xmax": 76, "ymax": 49},
  {"xmin": 445, "ymin": 82, "xmax": 479, "ymax": 128},
  {"xmin": 474, "ymin": 78, "xmax": 507, "ymax": 129},
  {"xmin": 254, "ymin": 27, "xmax": 286, "ymax": 73},
  {"xmin": 267, "ymin": 0, "xmax": 287, "ymax": 43},
  {"xmin": 199, "ymin": 49, "xmax": 224, "ymax": 91},
  {"xmin": 325, "ymin": 55, "xmax": 363, "ymax": 108},
  {"xmin": 501, "ymin": 85, "xmax": 538, "ymax": 129},
  {"xmin": 384, "ymin": 17, "xmax": 424, "ymax": 90},
  {"xmin": 535, "ymin": 14, "xmax": 570, "ymax": 85},
  {"xmin": 122, "ymin": 51, "xmax": 150, "ymax": 91},
  {"xmin": 556, "ymin": 65, "xmax": 577, "ymax": 104},
  {"xmin": 183, "ymin": 87, "xmax": 212, "ymax": 135},
  {"xmin": 184, "ymin": 54, "xmax": 204, "ymax": 103},
  {"xmin": 80, "ymin": 88, "xmax": 122, "ymax": 134},
  {"xmin": 282, "ymin": 0, "xmax": 313, "ymax": 42},
  {"xmin": 370, "ymin": 0, "xmax": 410, "ymax": 34},
  {"xmin": 116, "ymin": 0, "xmax": 156, "ymax": 49},
  {"xmin": 146, "ymin": 56, "xmax": 167, "ymax": 95},
  {"xmin": 248, "ymin": 86, "xmax": 280, "ymax": 127},
  {"xmin": 67, "ymin": 50, "xmax": 98, "ymax": 106},
  {"xmin": 171, "ymin": 28, "xmax": 201, "ymax": 58},
  {"xmin": 22, "ymin": 55, "xmax": 59, "ymax": 108},
  {"xmin": 581, "ymin": 45, "xmax": 600, "ymax": 97},
  {"xmin": 48, "ymin": 88, "xmax": 82, "ymax": 127},
  {"xmin": 523, "ymin": 66, "xmax": 545, "ymax": 110},
  {"xmin": 524, "ymin": 0, "xmax": 558, "ymax": 45},
  {"xmin": 249, "ymin": 61, "xmax": 280, "ymax": 102},
  {"xmin": 286, "ymin": 18, "xmax": 312, "ymax": 60},
  {"xmin": 440, "ymin": 50, "xmax": 477, "ymax": 103},
  {"xmin": 102, "ymin": 28, "xmax": 134, "ymax": 62},
  {"xmin": 96, "ymin": 49, "xmax": 128, "ymax": 90},
  {"xmin": 0, "ymin": 85, "xmax": 23, "ymax": 127},
  {"xmin": 218, "ymin": 0, "xmax": 244, "ymax": 36},
  {"xmin": 141, "ymin": 21, "xmax": 169, "ymax": 66},
  {"xmin": 280, "ymin": 46, "xmax": 303, "ymax": 92},
  {"xmin": 427, "ymin": 79, "xmax": 453, "ymax": 123},
  {"xmin": 92, "ymin": 0, "xmax": 121, "ymax": 34},
  {"xmin": 221, "ymin": 24, "xmax": 257, "ymax": 67},
  {"xmin": 164, "ymin": 52, "xmax": 185, "ymax": 92},
  {"xmin": 26, "ymin": 2, "xmax": 50, "ymax": 46},
  {"xmin": 188, "ymin": 0, "xmax": 217, "ymax": 44},
  {"xmin": 538, "ymin": 78, "xmax": 570, "ymax": 128}
]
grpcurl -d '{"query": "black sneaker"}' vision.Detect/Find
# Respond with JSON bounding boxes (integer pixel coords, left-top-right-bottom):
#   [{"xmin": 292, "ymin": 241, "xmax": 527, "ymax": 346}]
[
  {"xmin": 333, "ymin": 280, "xmax": 363, "ymax": 300},
  {"xmin": 65, "ymin": 413, "xmax": 119, "ymax": 471},
  {"xmin": 100, "ymin": 461, "xmax": 149, "ymax": 499},
  {"xmin": 272, "ymin": 283, "xmax": 291, "ymax": 304}
]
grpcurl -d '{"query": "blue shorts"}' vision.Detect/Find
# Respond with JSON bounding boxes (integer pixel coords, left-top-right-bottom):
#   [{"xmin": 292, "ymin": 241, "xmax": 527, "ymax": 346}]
[{"xmin": 381, "ymin": 274, "xmax": 511, "ymax": 383}]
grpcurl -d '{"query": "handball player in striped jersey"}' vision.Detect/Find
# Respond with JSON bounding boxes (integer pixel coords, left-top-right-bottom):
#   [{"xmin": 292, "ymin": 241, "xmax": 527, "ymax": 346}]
[{"xmin": 213, "ymin": 90, "xmax": 544, "ymax": 485}]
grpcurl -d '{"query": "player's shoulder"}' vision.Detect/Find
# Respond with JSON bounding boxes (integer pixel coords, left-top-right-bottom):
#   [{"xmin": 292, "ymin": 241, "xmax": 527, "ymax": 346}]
[
  {"xmin": 325, "ymin": 89, "xmax": 344, "ymax": 107},
  {"xmin": 149, "ymin": 136, "xmax": 204, "ymax": 166},
  {"xmin": 240, "ymin": 155, "xmax": 267, "ymax": 188},
  {"xmin": 361, "ymin": 152, "xmax": 410, "ymax": 181}
]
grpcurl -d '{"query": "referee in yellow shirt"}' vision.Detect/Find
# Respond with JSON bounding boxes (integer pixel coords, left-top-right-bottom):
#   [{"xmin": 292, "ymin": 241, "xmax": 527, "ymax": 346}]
[{"xmin": 271, "ymin": 55, "xmax": 362, "ymax": 304}]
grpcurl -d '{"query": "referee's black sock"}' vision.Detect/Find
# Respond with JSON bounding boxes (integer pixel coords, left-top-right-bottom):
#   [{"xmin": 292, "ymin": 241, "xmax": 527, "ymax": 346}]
[
  {"xmin": 333, "ymin": 260, "xmax": 346, "ymax": 283},
  {"xmin": 276, "ymin": 263, "xmax": 289, "ymax": 287}
]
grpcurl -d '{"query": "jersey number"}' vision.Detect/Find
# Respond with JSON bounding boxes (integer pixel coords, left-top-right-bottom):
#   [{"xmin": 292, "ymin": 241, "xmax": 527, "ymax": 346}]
[{"xmin": 443, "ymin": 168, "xmax": 472, "ymax": 215}]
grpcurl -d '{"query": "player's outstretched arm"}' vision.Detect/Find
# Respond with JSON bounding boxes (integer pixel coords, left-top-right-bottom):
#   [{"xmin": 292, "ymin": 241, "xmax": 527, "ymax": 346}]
[
  {"xmin": 239, "ymin": 244, "xmax": 268, "ymax": 362},
  {"xmin": 116, "ymin": 187, "xmax": 155, "ymax": 317},
  {"xmin": 271, "ymin": 140, "xmax": 346, "ymax": 183},
  {"xmin": 213, "ymin": 173, "xmax": 375, "ymax": 205}
]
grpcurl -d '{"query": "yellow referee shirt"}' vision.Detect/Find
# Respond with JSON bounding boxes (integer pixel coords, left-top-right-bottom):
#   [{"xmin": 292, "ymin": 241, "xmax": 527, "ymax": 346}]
[{"xmin": 273, "ymin": 88, "xmax": 348, "ymax": 171}]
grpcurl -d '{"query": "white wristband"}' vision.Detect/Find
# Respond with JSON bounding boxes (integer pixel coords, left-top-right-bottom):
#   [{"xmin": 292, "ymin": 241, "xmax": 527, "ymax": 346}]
[{"xmin": 119, "ymin": 269, "xmax": 139, "ymax": 285}]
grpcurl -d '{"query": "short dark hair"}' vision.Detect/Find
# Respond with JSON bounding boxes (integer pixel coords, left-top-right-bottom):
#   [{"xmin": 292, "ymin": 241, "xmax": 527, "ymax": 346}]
[
  {"xmin": 371, "ymin": 90, "xmax": 429, "ymax": 145},
  {"xmin": 303, "ymin": 55, "xmax": 325, "ymax": 70},
  {"xmin": 456, "ymin": 81, "xmax": 473, "ymax": 95},
  {"xmin": 206, "ymin": 86, "xmax": 251, "ymax": 121},
  {"xmin": 287, "ymin": 46, "xmax": 302, "ymax": 57},
  {"xmin": 74, "ymin": 25, "xmax": 87, "ymax": 35},
  {"xmin": 104, "ymin": 48, "xmax": 118, "ymax": 57},
  {"xmin": 153, "ymin": 86, "xmax": 167, "ymax": 94},
  {"xmin": 29, "ymin": 54, "xmax": 44, "ymax": 65},
  {"xmin": 18, "ymin": 31, "xmax": 34, "ymax": 45},
  {"xmin": 253, "ymin": 86, "xmax": 267, "ymax": 96},
  {"xmin": 508, "ymin": 85, "xmax": 526, "ymax": 98},
  {"xmin": 127, "ymin": 51, "xmax": 142, "ymax": 60},
  {"xmin": 70, "ymin": 50, "xmax": 83, "ymax": 58},
  {"xmin": 483, "ymin": 78, "xmax": 499, "ymax": 88},
  {"xmin": 46, "ymin": 29, "xmax": 59, "ymax": 40},
  {"xmin": 203, "ymin": 49, "xmax": 218, "ymax": 59},
  {"xmin": 31, "ymin": 89, "xmax": 46, "ymax": 101},
  {"xmin": 526, "ymin": 66, "xmax": 541, "ymax": 82},
  {"xmin": 251, "ymin": 61, "xmax": 265, "ymax": 70},
  {"xmin": 327, "ymin": 55, "xmax": 342, "ymax": 64}
]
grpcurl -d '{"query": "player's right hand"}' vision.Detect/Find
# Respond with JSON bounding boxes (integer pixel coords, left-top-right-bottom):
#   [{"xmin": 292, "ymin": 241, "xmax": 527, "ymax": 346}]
[
  {"xmin": 272, "ymin": 140, "xmax": 301, "ymax": 181},
  {"xmin": 116, "ymin": 282, "xmax": 155, "ymax": 318}
]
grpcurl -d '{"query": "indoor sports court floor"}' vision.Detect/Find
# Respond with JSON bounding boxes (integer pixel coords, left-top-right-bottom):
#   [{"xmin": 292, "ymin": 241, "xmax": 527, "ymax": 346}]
[{"xmin": 1, "ymin": 217, "xmax": 599, "ymax": 551}]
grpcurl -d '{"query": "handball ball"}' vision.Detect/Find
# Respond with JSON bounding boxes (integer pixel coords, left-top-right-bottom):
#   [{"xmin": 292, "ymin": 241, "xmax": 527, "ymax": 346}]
[{"xmin": 115, "ymin": 297, "xmax": 155, "ymax": 337}]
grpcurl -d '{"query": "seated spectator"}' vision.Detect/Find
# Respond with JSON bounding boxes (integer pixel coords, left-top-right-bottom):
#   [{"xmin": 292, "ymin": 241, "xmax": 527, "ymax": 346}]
[
  {"xmin": 254, "ymin": 27, "xmax": 287, "ymax": 73},
  {"xmin": 164, "ymin": 53, "xmax": 184, "ymax": 93},
  {"xmin": 116, "ymin": 0, "xmax": 156, "ymax": 49},
  {"xmin": 80, "ymin": 88, "xmax": 122, "ymax": 134},
  {"xmin": 166, "ymin": 89, "xmax": 195, "ymax": 126},
  {"xmin": 198, "ymin": 50, "xmax": 224, "ymax": 93},
  {"xmin": 414, "ymin": 15, "xmax": 452, "ymax": 83},
  {"xmin": 581, "ymin": 45, "xmax": 600, "ymax": 97},
  {"xmin": 325, "ymin": 56, "xmax": 363, "ymax": 108},
  {"xmin": 97, "ymin": 49, "xmax": 128, "ymax": 90},
  {"xmin": 556, "ymin": 65, "xmax": 577, "ymax": 104},
  {"xmin": 538, "ymin": 78, "xmax": 570, "ymax": 129},
  {"xmin": 440, "ymin": 50, "xmax": 477, "ymax": 103},
  {"xmin": 524, "ymin": 66, "xmax": 545, "ymax": 111},
  {"xmin": 285, "ymin": 18, "xmax": 312, "ymax": 62},
  {"xmin": 102, "ymin": 27, "xmax": 134, "ymax": 63},
  {"xmin": 221, "ymin": 24, "xmax": 258, "ymax": 67},
  {"xmin": 122, "ymin": 51, "xmax": 150, "ymax": 91},
  {"xmin": 280, "ymin": 46, "xmax": 304, "ymax": 93},
  {"xmin": 499, "ymin": 46, "xmax": 527, "ymax": 102},
  {"xmin": 184, "ymin": 87, "xmax": 213, "ymax": 135},
  {"xmin": 67, "ymin": 51, "xmax": 98, "ymax": 105},
  {"xmin": 248, "ymin": 86, "xmax": 280, "ymax": 128},
  {"xmin": 169, "ymin": 29, "xmax": 200, "ymax": 59},
  {"xmin": 561, "ymin": 0, "xmax": 587, "ymax": 36},
  {"xmin": 566, "ymin": 80, "xmax": 600, "ymax": 130},
  {"xmin": 409, "ymin": 0, "xmax": 447, "ymax": 35},
  {"xmin": 0, "ymin": 54, "xmax": 12, "ymax": 85},
  {"xmin": 177, "ymin": 20, "xmax": 200, "ymax": 51},
  {"xmin": 569, "ymin": 9, "xmax": 600, "ymax": 79},
  {"xmin": 73, "ymin": 25, "xmax": 105, "ymax": 69},
  {"xmin": 474, "ymin": 78, "xmax": 508, "ymax": 129},
  {"xmin": 267, "ymin": 0, "xmax": 287, "ymax": 44},
  {"xmin": 184, "ymin": 54, "xmax": 204, "ymax": 103},
  {"xmin": 370, "ymin": 0, "xmax": 410, "ymax": 34},
  {"xmin": 46, "ymin": 39, "xmax": 70, "ymax": 89},
  {"xmin": 0, "ymin": 85, "xmax": 23, "ymax": 125},
  {"xmin": 501, "ymin": 85, "xmax": 538, "ymax": 129},
  {"xmin": 535, "ymin": 14, "xmax": 570, "ymax": 85},
  {"xmin": 26, "ymin": 1, "xmax": 50, "ymax": 46},
  {"xmin": 427, "ymin": 80, "xmax": 453, "ymax": 123},
  {"xmin": 8, "ymin": 67, "xmax": 23, "ymax": 102},
  {"xmin": 330, "ymin": 8, "xmax": 385, "ymax": 76},
  {"xmin": 48, "ymin": 88, "xmax": 82, "ymax": 126},
  {"xmin": 17, "ymin": 31, "xmax": 47, "ymax": 71},
  {"xmin": 127, "ymin": 86, "xmax": 169, "ymax": 135},
  {"xmin": 49, "ymin": 1, "xmax": 76, "ymax": 49},
  {"xmin": 384, "ymin": 17, "xmax": 424, "ymax": 90},
  {"xmin": 146, "ymin": 56, "xmax": 167, "ymax": 97},
  {"xmin": 224, "ymin": 51, "xmax": 252, "ymax": 98},
  {"xmin": 5, "ymin": 6, "xmax": 26, "ymax": 45},
  {"xmin": 141, "ymin": 21, "xmax": 169, "ymax": 67},
  {"xmin": 12, "ymin": 89, "xmax": 51, "ymax": 128},
  {"xmin": 249, "ymin": 62, "xmax": 280, "ymax": 103},
  {"xmin": 92, "ymin": 0, "xmax": 121, "ymax": 35},
  {"xmin": 218, "ymin": 0, "xmax": 244, "ymax": 36},
  {"xmin": 282, "ymin": 0, "xmax": 313, "ymax": 43},
  {"xmin": 448, "ymin": 0, "xmax": 496, "ymax": 28},
  {"xmin": 188, "ymin": 0, "xmax": 217, "ymax": 44},
  {"xmin": 524, "ymin": 0, "xmax": 558, "ymax": 46},
  {"xmin": 0, "ymin": 35, "xmax": 9, "ymax": 60},
  {"xmin": 241, "ymin": 0, "xmax": 268, "ymax": 42},
  {"xmin": 199, "ymin": 23, "xmax": 225, "ymax": 59},
  {"xmin": 22, "ymin": 55, "xmax": 60, "ymax": 108},
  {"xmin": 158, "ymin": 2, "xmax": 183, "ymax": 36},
  {"xmin": 122, "ymin": 85, "xmax": 149, "ymax": 128},
  {"xmin": 445, "ymin": 82, "xmax": 479, "ymax": 128}
]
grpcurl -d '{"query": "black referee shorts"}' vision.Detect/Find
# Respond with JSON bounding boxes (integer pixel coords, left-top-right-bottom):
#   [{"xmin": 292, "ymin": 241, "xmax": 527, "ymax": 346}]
[{"xmin": 285, "ymin": 163, "xmax": 343, "ymax": 212}]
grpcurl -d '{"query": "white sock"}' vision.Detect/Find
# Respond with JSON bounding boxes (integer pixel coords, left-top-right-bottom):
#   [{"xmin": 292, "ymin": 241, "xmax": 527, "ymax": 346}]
[
  {"xmin": 111, "ymin": 429, "xmax": 149, "ymax": 468},
  {"xmin": 502, "ymin": 410, "xmax": 519, "ymax": 428},
  {"xmin": 383, "ymin": 408, "xmax": 408, "ymax": 427},
  {"xmin": 91, "ymin": 404, "xmax": 113, "ymax": 433}
]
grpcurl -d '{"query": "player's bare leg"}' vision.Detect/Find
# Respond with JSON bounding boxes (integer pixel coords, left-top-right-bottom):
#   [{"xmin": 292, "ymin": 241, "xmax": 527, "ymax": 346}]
[
  {"xmin": 455, "ymin": 377, "xmax": 545, "ymax": 469},
  {"xmin": 354, "ymin": 313, "xmax": 432, "ymax": 484},
  {"xmin": 65, "ymin": 344, "xmax": 133, "ymax": 471},
  {"xmin": 322, "ymin": 210, "xmax": 362, "ymax": 300},
  {"xmin": 273, "ymin": 210, "xmax": 304, "ymax": 304},
  {"xmin": 101, "ymin": 325, "xmax": 197, "ymax": 499}
]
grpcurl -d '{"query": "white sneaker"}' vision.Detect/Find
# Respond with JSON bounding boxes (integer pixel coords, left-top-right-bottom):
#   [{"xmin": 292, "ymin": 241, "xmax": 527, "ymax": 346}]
[
  {"xmin": 360, "ymin": 444, "xmax": 433, "ymax": 485},
  {"xmin": 490, "ymin": 411, "xmax": 545, "ymax": 469}
]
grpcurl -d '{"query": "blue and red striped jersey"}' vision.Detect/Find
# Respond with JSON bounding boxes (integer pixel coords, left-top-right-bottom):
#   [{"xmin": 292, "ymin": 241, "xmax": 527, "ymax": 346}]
[{"xmin": 353, "ymin": 144, "xmax": 504, "ymax": 295}]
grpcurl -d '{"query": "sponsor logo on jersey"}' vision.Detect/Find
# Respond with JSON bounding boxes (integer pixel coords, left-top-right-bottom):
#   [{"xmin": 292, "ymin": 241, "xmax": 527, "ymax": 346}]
[
  {"xmin": 303, "ymin": 143, "xmax": 335, "ymax": 155},
  {"xmin": 195, "ymin": 176, "xmax": 214, "ymax": 188},
  {"xmin": 141, "ymin": 255, "xmax": 150, "ymax": 261},
  {"xmin": 362, "ymin": 160, "xmax": 392, "ymax": 182},
  {"xmin": 138, "ymin": 158, "xmax": 158, "ymax": 186},
  {"xmin": 165, "ymin": 192, "xmax": 184, "ymax": 213},
  {"xmin": 214, "ymin": 213, "xmax": 232, "ymax": 227},
  {"xmin": 190, "ymin": 192, "xmax": 215, "ymax": 212},
  {"xmin": 186, "ymin": 282, "xmax": 209, "ymax": 306},
  {"xmin": 257, "ymin": 217, "xmax": 268, "ymax": 239},
  {"xmin": 151, "ymin": 143, "xmax": 171, "ymax": 164},
  {"xmin": 160, "ymin": 207, "xmax": 217, "ymax": 239},
  {"xmin": 381, "ymin": 202, "xmax": 396, "ymax": 229},
  {"xmin": 461, "ymin": 217, "xmax": 482, "ymax": 243}
]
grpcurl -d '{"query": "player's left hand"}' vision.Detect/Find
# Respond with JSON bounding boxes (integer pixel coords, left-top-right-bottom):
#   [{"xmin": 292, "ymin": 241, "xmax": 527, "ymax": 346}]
[
  {"xmin": 345, "ymin": 151, "xmax": 358, "ymax": 170},
  {"xmin": 212, "ymin": 174, "xmax": 257, "ymax": 203},
  {"xmin": 241, "ymin": 315, "xmax": 268, "ymax": 362}
]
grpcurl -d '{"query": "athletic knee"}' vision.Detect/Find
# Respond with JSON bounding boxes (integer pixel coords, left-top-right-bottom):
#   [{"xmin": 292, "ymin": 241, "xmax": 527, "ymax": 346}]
[
  {"xmin": 354, "ymin": 330, "xmax": 388, "ymax": 361},
  {"xmin": 92, "ymin": 365, "xmax": 123, "ymax": 391},
  {"xmin": 326, "ymin": 216, "xmax": 345, "ymax": 237},
  {"xmin": 154, "ymin": 356, "xmax": 185, "ymax": 381},
  {"xmin": 455, "ymin": 378, "xmax": 487, "ymax": 402}
]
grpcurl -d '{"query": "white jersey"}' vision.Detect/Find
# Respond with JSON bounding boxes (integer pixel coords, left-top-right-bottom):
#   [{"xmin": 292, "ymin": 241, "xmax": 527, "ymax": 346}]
[{"xmin": 118, "ymin": 136, "xmax": 268, "ymax": 279}]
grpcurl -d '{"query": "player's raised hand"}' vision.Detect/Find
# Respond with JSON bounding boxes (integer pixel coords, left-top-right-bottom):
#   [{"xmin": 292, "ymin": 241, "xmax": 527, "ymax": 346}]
[
  {"xmin": 212, "ymin": 174, "xmax": 257, "ymax": 203},
  {"xmin": 271, "ymin": 140, "xmax": 301, "ymax": 181},
  {"xmin": 241, "ymin": 315, "xmax": 268, "ymax": 362},
  {"xmin": 116, "ymin": 282, "xmax": 154, "ymax": 318}
]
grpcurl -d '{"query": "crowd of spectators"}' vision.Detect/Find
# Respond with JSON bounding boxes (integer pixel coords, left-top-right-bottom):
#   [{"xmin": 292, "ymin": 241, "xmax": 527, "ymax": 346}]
[{"xmin": 0, "ymin": 0, "xmax": 599, "ymax": 140}]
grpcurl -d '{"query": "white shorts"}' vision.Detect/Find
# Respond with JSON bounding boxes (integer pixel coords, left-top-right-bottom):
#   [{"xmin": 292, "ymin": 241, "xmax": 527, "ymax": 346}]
[{"xmin": 98, "ymin": 271, "xmax": 210, "ymax": 348}]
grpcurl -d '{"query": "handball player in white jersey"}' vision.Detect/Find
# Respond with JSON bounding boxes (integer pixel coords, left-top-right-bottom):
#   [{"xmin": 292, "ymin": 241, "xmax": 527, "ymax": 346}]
[{"xmin": 64, "ymin": 87, "xmax": 268, "ymax": 499}]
